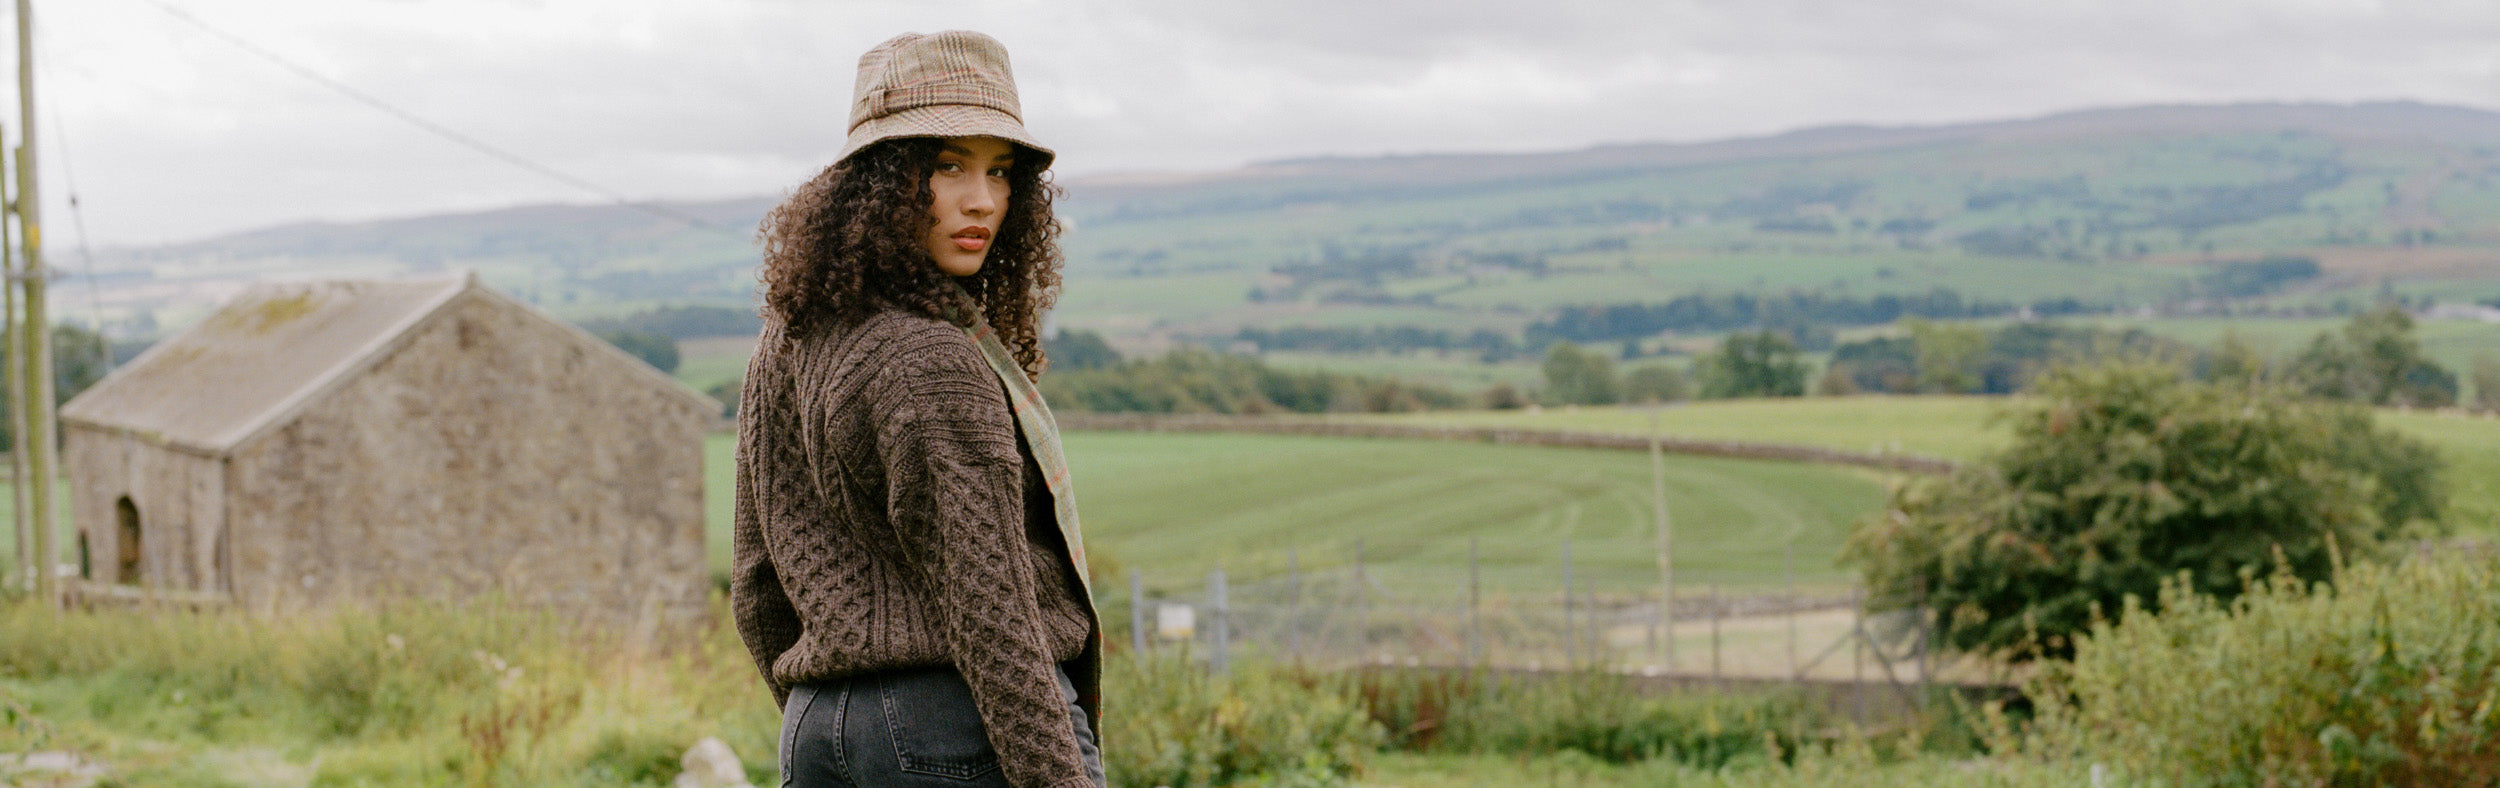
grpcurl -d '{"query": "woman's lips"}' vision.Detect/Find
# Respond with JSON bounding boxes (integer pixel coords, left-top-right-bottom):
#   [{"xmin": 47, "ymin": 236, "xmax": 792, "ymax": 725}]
[{"xmin": 951, "ymin": 227, "xmax": 990, "ymax": 252}]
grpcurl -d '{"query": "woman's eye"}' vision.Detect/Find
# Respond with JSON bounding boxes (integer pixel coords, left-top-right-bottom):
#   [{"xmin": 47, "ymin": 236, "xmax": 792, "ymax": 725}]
[{"xmin": 987, "ymin": 167, "xmax": 1011, "ymax": 178}]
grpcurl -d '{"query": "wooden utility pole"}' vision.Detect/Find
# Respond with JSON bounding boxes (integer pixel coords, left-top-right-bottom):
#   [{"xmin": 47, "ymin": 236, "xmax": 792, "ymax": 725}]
[
  {"xmin": 12, "ymin": 0, "xmax": 58, "ymax": 604},
  {"xmin": 0, "ymin": 115, "xmax": 19, "ymax": 593},
  {"xmin": 1651, "ymin": 405, "xmax": 1674, "ymax": 670}
]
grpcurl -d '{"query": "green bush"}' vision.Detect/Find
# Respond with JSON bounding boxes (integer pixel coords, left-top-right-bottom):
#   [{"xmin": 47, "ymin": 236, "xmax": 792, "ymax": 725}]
[
  {"xmin": 1698, "ymin": 330, "xmax": 1808, "ymax": 399},
  {"xmin": 1847, "ymin": 360, "xmax": 2446, "ymax": 659},
  {"xmin": 2024, "ymin": 553, "xmax": 2500, "ymax": 786},
  {"xmin": 1102, "ymin": 655, "xmax": 1383, "ymax": 788},
  {"xmin": 1541, "ymin": 342, "xmax": 1623, "ymax": 405}
]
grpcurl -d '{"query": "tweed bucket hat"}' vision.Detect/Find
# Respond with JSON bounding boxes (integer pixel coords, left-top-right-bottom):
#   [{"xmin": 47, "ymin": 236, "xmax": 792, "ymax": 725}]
[{"xmin": 837, "ymin": 30, "xmax": 1052, "ymax": 169}]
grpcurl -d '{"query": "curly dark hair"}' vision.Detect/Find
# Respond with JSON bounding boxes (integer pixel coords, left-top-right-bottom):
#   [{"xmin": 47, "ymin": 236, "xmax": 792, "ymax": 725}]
[{"xmin": 757, "ymin": 136, "xmax": 1064, "ymax": 379}]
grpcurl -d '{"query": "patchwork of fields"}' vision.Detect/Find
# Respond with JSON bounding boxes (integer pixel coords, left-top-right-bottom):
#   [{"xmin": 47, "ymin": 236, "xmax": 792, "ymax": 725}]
[
  {"xmin": 688, "ymin": 396, "xmax": 2498, "ymax": 603},
  {"xmin": 5, "ymin": 396, "xmax": 2475, "ymax": 600}
]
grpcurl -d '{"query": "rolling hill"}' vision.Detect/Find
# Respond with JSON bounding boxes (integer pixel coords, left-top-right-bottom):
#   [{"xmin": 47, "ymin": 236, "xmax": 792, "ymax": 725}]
[{"xmin": 86, "ymin": 100, "xmax": 2500, "ymax": 356}]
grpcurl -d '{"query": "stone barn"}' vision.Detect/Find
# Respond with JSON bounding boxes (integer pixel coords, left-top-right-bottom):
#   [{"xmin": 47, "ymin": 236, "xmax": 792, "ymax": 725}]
[{"xmin": 58, "ymin": 273, "xmax": 717, "ymax": 627}]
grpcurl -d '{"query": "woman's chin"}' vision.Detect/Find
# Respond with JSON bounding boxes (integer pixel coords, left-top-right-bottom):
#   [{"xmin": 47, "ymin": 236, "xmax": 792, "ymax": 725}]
[{"xmin": 929, "ymin": 253, "xmax": 986, "ymax": 277}]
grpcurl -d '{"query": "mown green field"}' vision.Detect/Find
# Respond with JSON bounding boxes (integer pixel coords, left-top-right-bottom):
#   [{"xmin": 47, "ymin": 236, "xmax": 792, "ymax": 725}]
[
  {"xmin": 699, "ymin": 430, "xmax": 1890, "ymax": 598},
  {"xmin": 1344, "ymin": 396, "xmax": 2500, "ymax": 532},
  {"xmin": 1352, "ymin": 395, "xmax": 2014, "ymax": 462},
  {"xmin": 686, "ymin": 394, "xmax": 2492, "ymax": 600}
]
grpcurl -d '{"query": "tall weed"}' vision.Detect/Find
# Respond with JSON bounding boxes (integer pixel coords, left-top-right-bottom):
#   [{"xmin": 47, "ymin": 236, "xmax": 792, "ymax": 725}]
[
  {"xmin": 0, "ymin": 595, "xmax": 779, "ymax": 786},
  {"xmin": 2026, "ymin": 553, "xmax": 2500, "ymax": 786},
  {"xmin": 1344, "ymin": 667, "xmax": 1824, "ymax": 768},
  {"xmin": 1102, "ymin": 653, "xmax": 1383, "ymax": 788}
]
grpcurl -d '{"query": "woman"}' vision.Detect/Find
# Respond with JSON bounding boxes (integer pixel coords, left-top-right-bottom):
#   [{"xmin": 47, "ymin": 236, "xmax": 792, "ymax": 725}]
[{"xmin": 732, "ymin": 30, "xmax": 1103, "ymax": 788}]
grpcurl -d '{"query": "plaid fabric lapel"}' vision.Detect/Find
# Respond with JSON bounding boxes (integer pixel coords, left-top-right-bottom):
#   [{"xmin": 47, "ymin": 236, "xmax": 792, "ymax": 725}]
[
  {"xmin": 949, "ymin": 290, "xmax": 1105, "ymax": 733},
  {"xmin": 955, "ymin": 303, "xmax": 1094, "ymax": 606}
]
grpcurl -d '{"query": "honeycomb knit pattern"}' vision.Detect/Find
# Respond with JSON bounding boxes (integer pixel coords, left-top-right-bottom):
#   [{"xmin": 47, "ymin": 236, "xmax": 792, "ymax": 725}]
[{"xmin": 733, "ymin": 306, "xmax": 1099, "ymax": 788}]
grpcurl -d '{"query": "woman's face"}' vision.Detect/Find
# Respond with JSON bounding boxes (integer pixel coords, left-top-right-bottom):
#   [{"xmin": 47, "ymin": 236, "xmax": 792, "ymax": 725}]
[{"xmin": 923, "ymin": 136, "xmax": 1017, "ymax": 278}]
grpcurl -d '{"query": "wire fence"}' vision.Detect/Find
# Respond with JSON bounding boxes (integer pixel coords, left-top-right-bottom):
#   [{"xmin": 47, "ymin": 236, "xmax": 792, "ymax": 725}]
[{"xmin": 1114, "ymin": 539, "xmax": 1962, "ymax": 703}]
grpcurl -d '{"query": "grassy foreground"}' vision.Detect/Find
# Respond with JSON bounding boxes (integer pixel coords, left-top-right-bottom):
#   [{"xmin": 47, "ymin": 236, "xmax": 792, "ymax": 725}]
[
  {"xmin": 6, "ymin": 501, "xmax": 2493, "ymax": 786},
  {"xmin": 0, "ymin": 592, "xmax": 2058, "ymax": 787}
]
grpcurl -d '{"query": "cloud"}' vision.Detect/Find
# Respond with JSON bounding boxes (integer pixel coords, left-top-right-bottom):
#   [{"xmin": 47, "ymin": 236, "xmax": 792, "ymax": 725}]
[{"xmin": 10, "ymin": 0, "xmax": 2497, "ymax": 245}]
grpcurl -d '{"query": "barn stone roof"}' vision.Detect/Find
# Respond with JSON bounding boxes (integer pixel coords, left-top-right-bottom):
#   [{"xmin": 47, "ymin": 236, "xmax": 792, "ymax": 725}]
[{"xmin": 60, "ymin": 272, "xmax": 714, "ymax": 456}]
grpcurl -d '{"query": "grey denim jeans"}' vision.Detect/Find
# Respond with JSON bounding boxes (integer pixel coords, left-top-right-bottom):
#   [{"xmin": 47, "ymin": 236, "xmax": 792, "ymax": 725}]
[{"xmin": 779, "ymin": 665, "xmax": 1103, "ymax": 788}]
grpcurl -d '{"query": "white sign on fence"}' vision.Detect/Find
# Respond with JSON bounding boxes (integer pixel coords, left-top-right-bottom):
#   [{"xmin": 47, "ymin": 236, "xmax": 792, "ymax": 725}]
[{"xmin": 1156, "ymin": 603, "xmax": 1196, "ymax": 640}]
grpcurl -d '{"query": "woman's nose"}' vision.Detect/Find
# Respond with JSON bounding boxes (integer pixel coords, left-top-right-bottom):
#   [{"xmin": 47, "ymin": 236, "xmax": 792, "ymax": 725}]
[{"xmin": 964, "ymin": 182, "xmax": 1002, "ymax": 216}]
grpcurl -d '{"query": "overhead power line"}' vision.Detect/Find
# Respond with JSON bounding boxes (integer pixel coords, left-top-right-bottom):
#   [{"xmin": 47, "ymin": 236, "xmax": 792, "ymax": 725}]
[{"xmin": 131, "ymin": 0, "xmax": 726, "ymax": 232}]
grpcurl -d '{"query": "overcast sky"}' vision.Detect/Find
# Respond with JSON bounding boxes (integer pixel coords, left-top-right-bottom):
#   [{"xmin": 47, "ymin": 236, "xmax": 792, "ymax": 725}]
[{"xmin": 13, "ymin": 0, "xmax": 2499, "ymax": 247}]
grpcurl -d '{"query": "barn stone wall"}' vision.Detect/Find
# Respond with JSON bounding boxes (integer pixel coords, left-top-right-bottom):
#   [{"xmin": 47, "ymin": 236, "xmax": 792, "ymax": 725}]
[
  {"xmin": 223, "ymin": 290, "xmax": 710, "ymax": 627},
  {"xmin": 61, "ymin": 426, "xmax": 229, "ymax": 594}
]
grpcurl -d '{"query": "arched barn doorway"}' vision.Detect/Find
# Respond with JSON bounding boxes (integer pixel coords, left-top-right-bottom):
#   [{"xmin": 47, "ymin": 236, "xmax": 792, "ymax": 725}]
[{"xmin": 115, "ymin": 496, "xmax": 141, "ymax": 584}]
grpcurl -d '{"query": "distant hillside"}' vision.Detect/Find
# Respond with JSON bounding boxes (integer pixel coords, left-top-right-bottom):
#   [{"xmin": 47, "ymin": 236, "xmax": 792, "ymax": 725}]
[
  {"xmin": 92, "ymin": 101, "xmax": 2500, "ymax": 344},
  {"xmin": 1081, "ymin": 100, "xmax": 2500, "ymax": 201},
  {"xmin": 106, "ymin": 196, "xmax": 775, "ymax": 264},
  {"xmin": 1049, "ymin": 100, "xmax": 2500, "ymax": 346}
]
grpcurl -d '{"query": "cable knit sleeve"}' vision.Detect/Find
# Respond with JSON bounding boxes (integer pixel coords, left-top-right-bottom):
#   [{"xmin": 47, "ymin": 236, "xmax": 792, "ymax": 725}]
[
  {"xmin": 730, "ymin": 330, "xmax": 803, "ymax": 709},
  {"xmin": 864, "ymin": 321, "xmax": 1091, "ymax": 788}
]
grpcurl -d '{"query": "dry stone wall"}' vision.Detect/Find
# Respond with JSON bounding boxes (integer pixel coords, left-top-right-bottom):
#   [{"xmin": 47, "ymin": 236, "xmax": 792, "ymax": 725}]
[{"xmin": 1056, "ymin": 413, "xmax": 1959, "ymax": 475}]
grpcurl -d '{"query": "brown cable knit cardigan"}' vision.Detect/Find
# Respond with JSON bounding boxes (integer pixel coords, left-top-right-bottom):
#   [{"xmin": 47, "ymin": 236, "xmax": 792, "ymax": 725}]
[{"xmin": 732, "ymin": 306, "xmax": 1099, "ymax": 788}]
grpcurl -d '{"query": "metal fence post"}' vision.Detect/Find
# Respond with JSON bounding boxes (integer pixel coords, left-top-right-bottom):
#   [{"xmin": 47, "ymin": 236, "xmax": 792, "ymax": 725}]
[
  {"xmin": 1128, "ymin": 568, "xmax": 1146, "ymax": 655},
  {"xmin": 1286, "ymin": 548, "xmax": 1302, "ymax": 662},
  {"xmin": 1851, "ymin": 588, "xmax": 1867, "ymax": 724},
  {"xmin": 1563, "ymin": 539, "xmax": 1576, "ymax": 668},
  {"xmin": 1468, "ymin": 537, "xmax": 1482, "ymax": 668},
  {"xmin": 1353, "ymin": 538, "xmax": 1368, "ymax": 657},
  {"xmin": 1210, "ymin": 567, "xmax": 1229, "ymax": 674},
  {"xmin": 1709, "ymin": 583, "xmax": 1722, "ymax": 690},
  {"xmin": 1786, "ymin": 541, "xmax": 1798, "ymax": 677}
]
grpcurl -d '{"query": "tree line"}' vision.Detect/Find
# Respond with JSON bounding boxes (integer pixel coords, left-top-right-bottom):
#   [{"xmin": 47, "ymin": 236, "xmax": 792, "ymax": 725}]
[
  {"xmin": 1530, "ymin": 304, "xmax": 2494, "ymax": 415},
  {"xmin": 1522, "ymin": 288, "xmax": 2099, "ymax": 349},
  {"xmin": 1235, "ymin": 325, "xmax": 1523, "ymax": 361},
  {"xmin": 1039, "ymin": 334, "xmax": 1468, "ymax": 415}
]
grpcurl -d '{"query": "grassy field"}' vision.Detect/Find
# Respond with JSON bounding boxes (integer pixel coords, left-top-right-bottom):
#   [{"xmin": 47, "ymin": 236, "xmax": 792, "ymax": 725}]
[
  {"xmin": 1342, "ymin": 396, "xmax": 2500, "ymax": 532},
  {"xmin": 702, "ymin": 431, "xmax": 1892, "ymax": 598},
  {"xmin": 1349, "ymin": 396, "xmax": 2014, "ymax": 462},
  {"xmin": 2383, "ymin": 409, "xmax": 2500, "ymax": 531},
  {"xmin": 671, "ymin": 335, "xmax": 756, "ymax": 394},
  {"xmin": 9, "ymin": 395, "xmax": 2480, "ymax": 595}
]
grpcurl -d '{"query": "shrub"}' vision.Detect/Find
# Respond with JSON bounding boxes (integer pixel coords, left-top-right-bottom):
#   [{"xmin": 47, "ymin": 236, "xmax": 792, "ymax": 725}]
[
  {"xmin": 2024, "ymin": 553, "xmax": 2500, "ymax": 786},
  {"xmin": 1102, "ymin": 655, "xmax": 1382, "ymax": 788},
  {"xmin": 1698, "ymin": 331, "xmax": 1807, "ymax": 399},
  {"xmin": 1622, "ymin": 363, "xmax": 1691, "ymax": 404},
  {"xmin": 1344, "ymin": 668, "xmax": 1821, "ymax": 769},
  {"xmin": 2287, "ymin": 305, "xmax": 2458, "ymax": 408},
  {"xmin": 1541, "ymin": 342, "xmax": 1622, "ymax": 405},
  {"xmin": 1040, "ymin": 348, "xmax": 1466, "ymax": 414},
  {"xmin": 1847, "ymin": 360, "xmax": 2446, "ymax": 659}
]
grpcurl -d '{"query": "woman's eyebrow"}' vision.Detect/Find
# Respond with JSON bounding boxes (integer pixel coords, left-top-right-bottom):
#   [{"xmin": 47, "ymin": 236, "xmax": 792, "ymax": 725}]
[{"xmin": 940, "ymin": 144, "xmax": 1015, "ymax": 165}]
